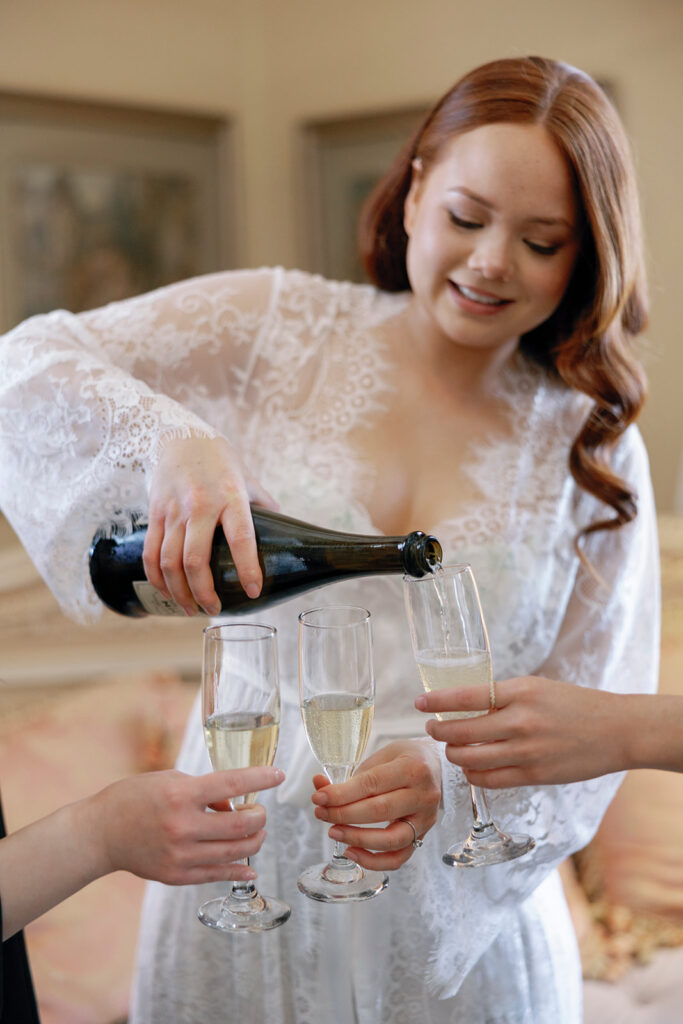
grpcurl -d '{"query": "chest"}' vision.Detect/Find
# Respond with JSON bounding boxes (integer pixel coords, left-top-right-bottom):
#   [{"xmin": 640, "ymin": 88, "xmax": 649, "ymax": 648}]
[
  {"xmin": 345, "ymin": 381, "xmax": 515, "ymax": 536},
  {"xmin": 241, "ymin": 305, "xmax": 574, "ymax": 548}
]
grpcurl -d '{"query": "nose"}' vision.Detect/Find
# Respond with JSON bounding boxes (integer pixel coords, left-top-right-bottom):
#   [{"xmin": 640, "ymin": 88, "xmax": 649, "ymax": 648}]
[{"xmin": 466, "ymin": 230, "xmax": 514, "ymax": 282}]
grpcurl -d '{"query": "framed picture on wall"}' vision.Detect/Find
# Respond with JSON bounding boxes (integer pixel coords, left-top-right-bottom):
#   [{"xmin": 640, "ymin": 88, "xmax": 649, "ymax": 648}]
[
  {"xmin": 301, "ymin": 106, "xmax": 427, "ymax": 283},
  {"xmin": 0, "ymin": 91, "xmax": 235, "ymax": 332}
]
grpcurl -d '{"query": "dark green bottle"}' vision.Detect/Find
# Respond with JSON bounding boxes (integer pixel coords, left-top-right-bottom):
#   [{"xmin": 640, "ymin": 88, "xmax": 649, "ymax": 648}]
[{"xmin": 89, "ymin": 507, "xmax": 442, "ymax": 617}]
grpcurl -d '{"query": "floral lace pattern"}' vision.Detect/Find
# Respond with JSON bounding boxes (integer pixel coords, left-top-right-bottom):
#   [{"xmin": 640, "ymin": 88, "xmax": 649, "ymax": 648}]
[{"xmin": 0, "ymin": 268, "xmax": 660, "ymax": 1024}]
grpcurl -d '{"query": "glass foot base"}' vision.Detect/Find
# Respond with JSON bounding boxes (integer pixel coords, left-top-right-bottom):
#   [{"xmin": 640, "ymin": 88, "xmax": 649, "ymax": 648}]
[
  {"xmin": 298, "ymin": 858, "xmax": 388, "ymax": 903},
  {"xmin": 198, "ymin": 892, "xmax": 291, "ymax": 933},
  {"xmin": 443, "ymin": 826, "xmax": 535, "ymax": 868}
]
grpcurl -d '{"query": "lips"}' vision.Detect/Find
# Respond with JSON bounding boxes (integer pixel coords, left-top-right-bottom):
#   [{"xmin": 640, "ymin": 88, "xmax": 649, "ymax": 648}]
[{"xmin": 451, "ymin": 282, "xmax": 512, "ymax": 307}]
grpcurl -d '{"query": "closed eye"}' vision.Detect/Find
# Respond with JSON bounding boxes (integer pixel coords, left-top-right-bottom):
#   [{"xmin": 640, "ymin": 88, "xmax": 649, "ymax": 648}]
[
  {"xmin": 525, "ymin": 240, "xmax": 561, "ymax": 256},
  {"xmin": 448, "ymin": 212, "xmax": 481, "ymax": 230}
]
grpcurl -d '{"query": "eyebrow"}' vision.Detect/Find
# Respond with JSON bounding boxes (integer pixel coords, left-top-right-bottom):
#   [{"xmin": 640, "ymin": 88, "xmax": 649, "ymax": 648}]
[{"xmin": 447, "ymin": 187, "xmax": 574, "ymax": 229}]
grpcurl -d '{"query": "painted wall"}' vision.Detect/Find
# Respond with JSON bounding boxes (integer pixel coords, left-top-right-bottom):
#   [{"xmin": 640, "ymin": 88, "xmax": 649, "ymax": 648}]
[{"xmin": 0, "ymin": 0, "xmax": 681, "ymax": 508}]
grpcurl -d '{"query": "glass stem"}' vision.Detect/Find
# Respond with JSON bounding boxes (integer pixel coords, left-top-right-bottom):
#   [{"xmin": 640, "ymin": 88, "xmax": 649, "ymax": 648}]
[
  {"xmin": 469, "ymin": 785, "xmax": 494, "ymax": 832},
  {"xmin": 229, "ymin": 857, "xmax": 257, "ymax": 901},
  {"xmin": 326, "ymin": 765, "xmax": 353, "ymax": 862}
]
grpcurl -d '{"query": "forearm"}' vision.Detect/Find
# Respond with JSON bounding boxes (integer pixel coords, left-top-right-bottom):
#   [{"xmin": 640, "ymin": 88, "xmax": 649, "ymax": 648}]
[
  {"xmin": 625, "ymin": 694, "xmax": 683, "ymax": 773},
  {"xmin": 0, "ymin": 795, "xmax": 107, "ymax": 940},
  {"xmin": 0, "ymin": 311, "xmax": 220, "ymax": 623}
]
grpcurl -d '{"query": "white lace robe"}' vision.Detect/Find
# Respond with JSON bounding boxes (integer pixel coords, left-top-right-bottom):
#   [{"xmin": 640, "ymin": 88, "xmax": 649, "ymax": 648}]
[{"xmin": 0, "ymin": 268, "xmax": 660, "ymax": 1023}]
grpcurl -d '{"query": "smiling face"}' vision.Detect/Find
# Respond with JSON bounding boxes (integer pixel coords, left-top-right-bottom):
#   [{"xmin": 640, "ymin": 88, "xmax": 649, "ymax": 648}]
[{"xmin": 403, "ymin": 122, "xmax": 582, "ymax": 354}]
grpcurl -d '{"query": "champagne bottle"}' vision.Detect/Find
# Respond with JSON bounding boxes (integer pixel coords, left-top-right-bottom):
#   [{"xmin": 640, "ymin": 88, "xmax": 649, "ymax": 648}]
[{"xmin": 89, "ymin": 507, "xmax": 442, "ymax": 617}]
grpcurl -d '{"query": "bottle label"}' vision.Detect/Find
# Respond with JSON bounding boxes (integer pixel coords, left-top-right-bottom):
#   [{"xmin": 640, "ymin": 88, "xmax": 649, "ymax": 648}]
[{"xmin": 133, "ymin": 581, "xmax": 186, "ymax": 616}]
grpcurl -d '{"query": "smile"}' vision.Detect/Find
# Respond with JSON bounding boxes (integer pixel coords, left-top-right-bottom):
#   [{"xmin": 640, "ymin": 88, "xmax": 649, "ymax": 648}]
[{"xmin": 452, "ymin": 282, "xmax": 511, "ymax": 307}]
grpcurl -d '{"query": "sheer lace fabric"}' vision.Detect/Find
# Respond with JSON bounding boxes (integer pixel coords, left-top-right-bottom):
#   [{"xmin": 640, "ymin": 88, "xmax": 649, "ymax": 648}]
[{"xmin": 0, "ymin": 268, "xmax": 660, "ymax": 1023}]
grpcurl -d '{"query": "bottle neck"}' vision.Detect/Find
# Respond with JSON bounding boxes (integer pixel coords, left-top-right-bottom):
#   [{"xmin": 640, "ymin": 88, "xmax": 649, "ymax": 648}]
[{"xmin": 400, "ymin": 532, "xmax": 442, "ymax": 576}]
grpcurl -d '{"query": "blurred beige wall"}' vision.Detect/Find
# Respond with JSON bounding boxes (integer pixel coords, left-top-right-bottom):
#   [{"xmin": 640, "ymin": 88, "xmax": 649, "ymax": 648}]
[{"xmin": 0, "ymin": 0, "xmax": 681, "ymax": 509}]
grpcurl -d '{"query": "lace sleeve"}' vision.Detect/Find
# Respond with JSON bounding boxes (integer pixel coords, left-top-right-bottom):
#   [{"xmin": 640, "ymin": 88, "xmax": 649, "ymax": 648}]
[
  {"xmin": 415, "ymin": 425, "xmax": 661, "ymax": 998},
  {"xmin": 488, "ymin": 424, "xmax": 660, "ymax": 872},
  {"xmin": 535, "ymin": 425, "xmax": 660, "ymax": 698},
  {"xmin": 0, "ymin": 268, "xmax": 280, "ymax": 621}
]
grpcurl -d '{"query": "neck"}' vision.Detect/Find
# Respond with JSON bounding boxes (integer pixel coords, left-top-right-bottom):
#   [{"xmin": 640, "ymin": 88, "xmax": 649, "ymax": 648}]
[{"xmin": 399, "ymin": 304, "xmax": 519, "ymax": 399}]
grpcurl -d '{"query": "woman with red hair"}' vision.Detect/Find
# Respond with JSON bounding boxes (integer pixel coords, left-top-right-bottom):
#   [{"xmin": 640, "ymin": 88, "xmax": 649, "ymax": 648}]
[{"xmin": 0, "ymin": 57, "xmax": 659, "ymax": 1023}]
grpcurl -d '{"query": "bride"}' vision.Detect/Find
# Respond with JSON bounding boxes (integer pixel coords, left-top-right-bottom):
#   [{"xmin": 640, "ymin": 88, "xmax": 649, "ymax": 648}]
[{"xmin": 0, "ymin": 56, "xmax": 659, "ymax": 1023}]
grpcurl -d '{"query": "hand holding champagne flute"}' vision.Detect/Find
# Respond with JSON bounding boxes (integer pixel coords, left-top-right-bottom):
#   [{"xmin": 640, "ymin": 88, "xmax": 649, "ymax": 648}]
[
  {"xmin": 298, "ymin": 605, "xmax": 388, "ymax": 902},
  {"xmin": 198, "ymin": 623, "xmax": 291, "ymax": 932},
  {"xmin": 404, "ymin": 564, "xmax": 535, "ymax": 867}
]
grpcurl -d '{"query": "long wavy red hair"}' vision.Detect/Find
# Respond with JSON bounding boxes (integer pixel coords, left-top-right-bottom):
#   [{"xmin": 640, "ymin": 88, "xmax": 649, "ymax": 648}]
[{"xmin": 359, "ymin": 56, "xmax": 648, "ymax": 548}]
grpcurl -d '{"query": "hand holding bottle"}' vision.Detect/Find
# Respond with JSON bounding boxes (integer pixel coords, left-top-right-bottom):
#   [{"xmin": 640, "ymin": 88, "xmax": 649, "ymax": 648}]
[
  {"xmin": 143, "ymin": 434, "xmax": 280, "ymax": 615},
  {"xmin": 91, "ymin": 502, "xmax": 441, "ymax": 619},
  {"xmin": 310, "ymin": 738, "xmax": 442, "ymax": 870}
]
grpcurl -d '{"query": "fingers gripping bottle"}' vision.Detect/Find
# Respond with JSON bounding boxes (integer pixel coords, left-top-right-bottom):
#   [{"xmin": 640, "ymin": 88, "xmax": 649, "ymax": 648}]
[{"xmin": 89, "ymin": 507, "xmax": 442, "ymax": 617}]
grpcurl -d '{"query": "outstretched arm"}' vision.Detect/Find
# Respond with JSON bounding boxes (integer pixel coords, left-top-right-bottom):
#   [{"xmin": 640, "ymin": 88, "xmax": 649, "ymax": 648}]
[
  {"xmin": 0, "ymin": 765, "xmax": 284, "ymax": 940},
  {"xmin": 416, "ymin": 678, "xmax": 681, "ymax": 785},
  {"xmin": 0, "ymin": 268, "xmax": 281, "ymax": 622}
]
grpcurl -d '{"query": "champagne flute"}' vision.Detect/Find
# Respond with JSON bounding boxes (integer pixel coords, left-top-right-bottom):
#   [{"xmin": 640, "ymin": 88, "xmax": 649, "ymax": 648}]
[
  {"xmin": 404, "ymin": 564, "xmax": 535, "ymax": 867},
  {"xmin": 297, "ymin": 605, "xmax": 388, "ymax": 902},
  {"xmin": 197, "ymin": 622, "xmax": 291, "ymax": 932}
]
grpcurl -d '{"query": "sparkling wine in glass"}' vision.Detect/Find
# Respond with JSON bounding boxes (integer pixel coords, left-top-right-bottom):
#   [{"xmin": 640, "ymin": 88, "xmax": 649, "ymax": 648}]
[
  {"xmin": 297, "ymin": 605, "xmax": 388, "ymax": 902},
  {"xmin": 197, "ymin": 622, "xmax": 291, "ymax": 932},
  {"xmin": 404, "ymin": 564, "xmax": 535, "ymax": 867}
]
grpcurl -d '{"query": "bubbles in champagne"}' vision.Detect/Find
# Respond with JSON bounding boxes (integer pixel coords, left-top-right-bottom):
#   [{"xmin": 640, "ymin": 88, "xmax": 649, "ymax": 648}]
[
  {"xmin": 417, "ymin": 650, "xmax": 491, "ymax": 720},
  {"xmin": 204, "ymin": 710, "xmax": 279, "ymax": 805},
  {"xmin": 302, "ymin": 693, "xmax": 374, "ymax": 776}
]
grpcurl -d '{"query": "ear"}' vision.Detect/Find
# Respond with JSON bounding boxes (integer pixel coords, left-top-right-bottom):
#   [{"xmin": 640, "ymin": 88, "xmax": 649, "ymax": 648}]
[{"xmin": 403, "ymin": 158, "xmax": 424, "ymax": 238}]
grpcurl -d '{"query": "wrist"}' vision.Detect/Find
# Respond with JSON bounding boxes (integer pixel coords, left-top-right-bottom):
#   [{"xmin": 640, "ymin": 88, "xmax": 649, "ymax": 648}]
[
  {"xmin": 147, "ymin": 424, "xmax": 219, "ymax": 471},
  {"xmin": 70, "ymin": 788, "xmax": 115, "ymax": 882},
  {"xmin": 618, "ymin": 694, "xmax": 656, "ymax": 771},
  {"xmin": 623, "ymin": 694, "xmax": 678, "ymax": 772}
]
